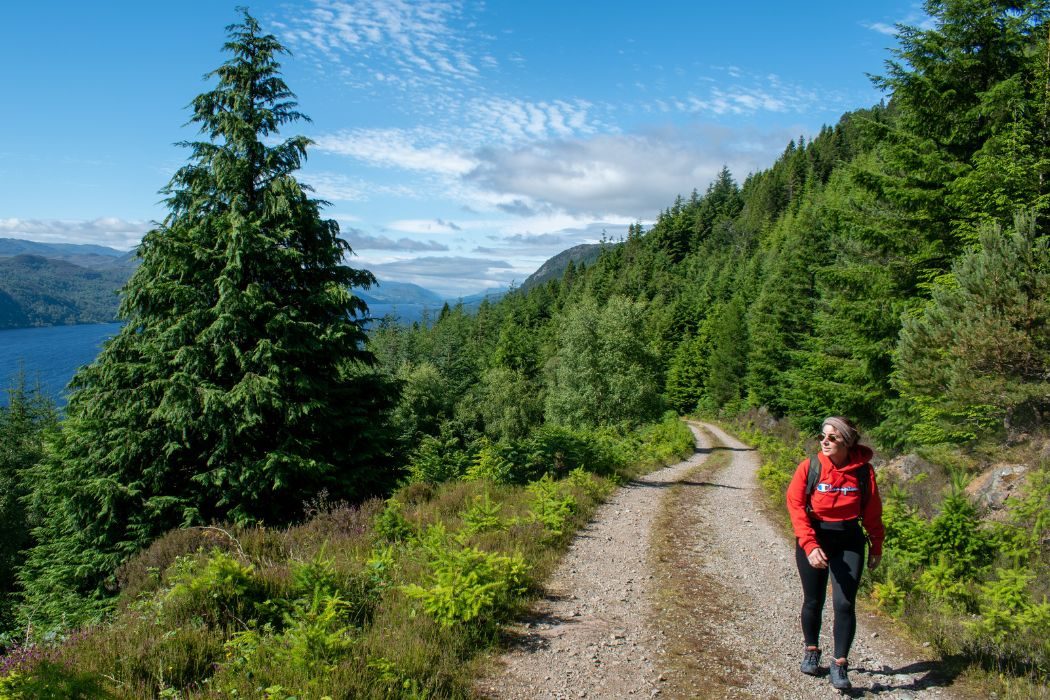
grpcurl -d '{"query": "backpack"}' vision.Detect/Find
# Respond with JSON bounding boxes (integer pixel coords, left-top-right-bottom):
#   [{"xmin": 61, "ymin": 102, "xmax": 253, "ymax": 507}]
[{"xmin": 804, "ymin": 455, "xmax": 872, "ymax": 519}]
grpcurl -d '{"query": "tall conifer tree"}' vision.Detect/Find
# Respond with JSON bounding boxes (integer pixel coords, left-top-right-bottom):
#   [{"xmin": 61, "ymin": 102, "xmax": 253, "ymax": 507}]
[{"xmin": 20, "ymin": 10, "xmax": 391, "ymax": 625}]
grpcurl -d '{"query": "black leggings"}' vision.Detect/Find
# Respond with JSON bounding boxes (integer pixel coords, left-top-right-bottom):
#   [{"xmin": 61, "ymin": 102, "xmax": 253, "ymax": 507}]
[{"xmin": 795, "ymin": 526, "xmax": 866, "ymax": 660}]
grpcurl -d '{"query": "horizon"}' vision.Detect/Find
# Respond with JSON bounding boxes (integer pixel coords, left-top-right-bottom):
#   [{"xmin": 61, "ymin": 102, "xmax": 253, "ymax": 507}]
[{"xmin": 1, "ymin": 1, "xmax": 928, "ymax": 297}]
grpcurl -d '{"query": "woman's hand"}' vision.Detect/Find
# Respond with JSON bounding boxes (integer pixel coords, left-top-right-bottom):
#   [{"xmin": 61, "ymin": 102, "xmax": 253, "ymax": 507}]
[
  {"xmin": 868, "ymin": 553, "xmax": 881, "ymax": 569},
  {"xmin": 807, "ymin": 547, "xmax": 828, "ymax": 569}
]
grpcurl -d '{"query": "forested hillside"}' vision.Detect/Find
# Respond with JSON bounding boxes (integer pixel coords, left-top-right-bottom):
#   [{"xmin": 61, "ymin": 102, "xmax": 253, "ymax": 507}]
[
  {"xmin": 1, "ymin": 2, "xmax": 1048, "ymax": 697},
  {"xmin": 363, "ymin": 0, "xmax": 1050, "ymax": 688},
  {"xmin": 0, "ymin": 252, "xmax": 135, "ymax": 328}
]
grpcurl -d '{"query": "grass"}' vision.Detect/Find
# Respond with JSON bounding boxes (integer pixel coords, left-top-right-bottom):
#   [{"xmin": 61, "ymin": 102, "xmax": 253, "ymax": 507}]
[
  {"xmin": 648, "ymin": 424, "xmax": 744, "ymax": 699},
  {"xmin": 0, "ymin": 416, "xmax": 697, "ymax": 699}
]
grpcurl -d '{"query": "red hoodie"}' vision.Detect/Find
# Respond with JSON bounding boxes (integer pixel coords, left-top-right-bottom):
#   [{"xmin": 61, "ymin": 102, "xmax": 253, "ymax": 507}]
[{"xmin": 786, "ymin": 445, "xmax": 884, "ymax": 557}]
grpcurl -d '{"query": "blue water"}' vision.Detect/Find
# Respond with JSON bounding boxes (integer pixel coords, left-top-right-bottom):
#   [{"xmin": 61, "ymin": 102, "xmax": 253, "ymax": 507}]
[
  {"xmin": 0, "ymin": 323, "xmax": 122, "ymax": 406},
  {"xmin": 0, "ymin": 311, "xmax": 430, "ymax": 409}
]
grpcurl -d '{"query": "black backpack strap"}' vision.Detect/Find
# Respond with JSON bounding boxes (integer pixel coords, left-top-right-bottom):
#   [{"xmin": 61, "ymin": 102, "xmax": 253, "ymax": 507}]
[
  {"xmin": 805, "ymin": 455, "xmax": 820, "ymax": 513},
  {"xmin": 857, "ymin": 463, "xmax": 872, "ymax": 516}
]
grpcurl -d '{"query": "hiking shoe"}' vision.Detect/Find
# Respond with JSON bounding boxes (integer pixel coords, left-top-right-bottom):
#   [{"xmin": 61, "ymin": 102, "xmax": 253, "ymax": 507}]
[
  {"xmin": 800, "ymin": 648, "xmax": 821, "ymax": 676},
  {"xmin": 829, "ymin": 661, "xmax": 851, "ymax": 690}
]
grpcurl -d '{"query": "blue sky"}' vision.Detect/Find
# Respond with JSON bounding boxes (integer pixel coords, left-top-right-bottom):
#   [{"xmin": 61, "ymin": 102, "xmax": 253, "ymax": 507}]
[{"xmin": 1, "ymin": 1, "xmax": 930, "ymax": 297}]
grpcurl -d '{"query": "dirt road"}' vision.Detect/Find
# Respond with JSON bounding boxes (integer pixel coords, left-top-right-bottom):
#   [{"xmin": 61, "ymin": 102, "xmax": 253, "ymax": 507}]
[{"xmin": 479, "ymin": 422, "xmax": 966, "ymax": 699}]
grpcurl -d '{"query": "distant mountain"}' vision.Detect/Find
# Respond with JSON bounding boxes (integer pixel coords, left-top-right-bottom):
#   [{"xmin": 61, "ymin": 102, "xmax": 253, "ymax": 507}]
[
  {"xmin": 0, "ymin": 237, "xmax": 512, "ymax": 329},
  {"xmin": 354, "ymin": 279, "xmax": 443, "ymax": 306},
  {"xmin": 519, "ymin": 243, "xmax": 605, "ymax": 291},
  {"xmin": 0, "ymin": 238, "xmax": 127, "ymax": 259},
  {"xmin": 0, "ymin": 255, "xmax": 128, "ymax": 328},
  {"xmin": 451, "ymin": 288, "xmax": 507, "ymax": 313}
]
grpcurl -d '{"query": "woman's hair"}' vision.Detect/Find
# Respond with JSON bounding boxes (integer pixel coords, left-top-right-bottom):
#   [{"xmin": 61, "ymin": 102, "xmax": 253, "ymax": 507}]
[{"xmin": 822, "ymin": 416, "xmax": 860, "ymax": 447}]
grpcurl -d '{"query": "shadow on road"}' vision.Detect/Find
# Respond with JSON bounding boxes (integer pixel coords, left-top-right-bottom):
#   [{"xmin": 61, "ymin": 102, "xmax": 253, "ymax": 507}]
[
  {"xmin": 692, "ymin": 445, "xmax": 755, "ymax": 455},
  {"xmin": 628, "ymin": 478, "xmax": 745, "ymax": 490},
  {"xmin": 837, "ymin": 657, "xmax": 967, "ymax": 697}
]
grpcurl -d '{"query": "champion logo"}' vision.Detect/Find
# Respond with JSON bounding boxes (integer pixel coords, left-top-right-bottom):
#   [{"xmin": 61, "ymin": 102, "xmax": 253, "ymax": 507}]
[{"xmin": 815, "ymin": 482, "xmax": 859, "ymax": 494}]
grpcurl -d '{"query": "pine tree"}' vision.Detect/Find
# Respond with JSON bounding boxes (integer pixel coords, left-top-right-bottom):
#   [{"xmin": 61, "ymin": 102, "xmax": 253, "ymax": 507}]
[
  {"xmin": 0, "ymin": 378, "xmax": 57, "ymax": 635},
  {"xmin": 744, "ymin": 207, "xmax": 819, "ymax": 415},
  {"xmin": 894, "ymin": 213, "xmax": 1050, "ymax": 444},
  {"xmin": 704, "ymin": 295, "xmax": 749, "ymax": 410},
  {"xmin": 20, "ymin": 10, "xmax": 392, "ymax": 627},
  {"xmin": 665, "ymin": 331, "xmax": 709, "ymax": 414}
]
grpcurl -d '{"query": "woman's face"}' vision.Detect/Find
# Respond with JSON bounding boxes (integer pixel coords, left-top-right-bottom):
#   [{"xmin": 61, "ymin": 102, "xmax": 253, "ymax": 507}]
[{"xmin": 819, "ymin": 424, "xmax": 850, "ymax": 463}]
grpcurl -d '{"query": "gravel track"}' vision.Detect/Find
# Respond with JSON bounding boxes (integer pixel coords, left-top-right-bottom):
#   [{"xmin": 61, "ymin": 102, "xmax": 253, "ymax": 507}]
[{"xmin": 478, "ymin": 422, "xmax": 967, "ymax": 700}]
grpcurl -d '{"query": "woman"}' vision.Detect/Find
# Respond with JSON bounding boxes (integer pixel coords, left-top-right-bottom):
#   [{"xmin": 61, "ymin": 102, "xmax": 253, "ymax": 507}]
[{"xmin": 785, "ymin": 416, "xmax": 884, "ymax": 691}]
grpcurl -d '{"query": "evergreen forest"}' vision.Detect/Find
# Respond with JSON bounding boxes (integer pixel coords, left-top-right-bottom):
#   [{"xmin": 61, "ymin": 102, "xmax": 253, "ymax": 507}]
[{"xmin": 1, "ymin": 2, "xmax": 1049, "ymax": 697}]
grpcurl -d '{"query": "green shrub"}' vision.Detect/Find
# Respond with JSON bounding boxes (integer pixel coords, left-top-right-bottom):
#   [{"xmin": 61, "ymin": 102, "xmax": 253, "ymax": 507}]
[
  {"xmin": 373, "ymin": 499, "xmax": 415, "ymax": 543},
  {"xmin": 159, "ymin": 551, "xmax": 266, "ymax": 630},
  {"xmin": 926, "ymin": 494, "xmax": 993, "ymax": 581},
  {"xmin": 405, "ymin": 431, "xmax": 470, "ymax": 484},
  {"xmin": 967, "ymin": 568, "xmax": 1050, "ymax": 675},
  {"xmin": 403, "ymin": 525, "xmax": 529, "ymax": 631},
  {"xmin": 523, "ymin": 425, "xmax": 618, "ymax": 479},
  {"xmin": 566, "ymin": 467, "xmax": 614, "ymax": 502},
  {"xmin": 459, "ymin": 494, "xmax": 505, "ymax": 537},
  {"xmin": 0, "ymin": 662, "xmax": 106, "ymax": 700},
  {"xmin": 635, "ymin": 413, "xmax": 696, "ymax": 466},
  {"xmin": 367, "ymin": 656, "xmax": 430, "ymax": 699},
  {"xmin": 464, "ymin": 440, "xmax": 518, "ymax": 484},
  {"xmin": 116, "ymin": 527, "xmax": 244, "ymax": 603},
  {"xmin": 279, "ymin": 590, "xmax": 359, "ymax": 670},
  {"xmin": 526, "ymin": 474, "xmax": 578, "ymax": 539},
  {"xmin": 871, "ymin": 579, "xmax": 907, "ymax": 616}
]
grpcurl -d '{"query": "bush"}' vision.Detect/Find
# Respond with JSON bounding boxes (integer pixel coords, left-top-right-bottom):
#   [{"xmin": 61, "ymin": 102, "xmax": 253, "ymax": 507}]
[
  {"xmin": 459, "ymin": 493, "xmax": 506, "ymax": 537},
  {"xmin": 405, "ymin": 429, "xmax": 470, "ymax": 484},
  {"xmin": 373, "ymin": 499, "xmax": 415, "ymax": 543},
  {"xmin": 464, "ymin": 439, "xmax": 518, "ymax": 484},
  {"xmin": 116, "ymin": 526, "xmax": 244, "ymax": 603},
  {"xmin": 158, "ymin": 551, "xmax": 268, "ymax": 630},
  {"xmin": 402, "ymin": 528, "xmax": 529, "ymax": 631},
  {"xmin": 526, "ymin": 474, "xmax": 578, "ymax": 539}
]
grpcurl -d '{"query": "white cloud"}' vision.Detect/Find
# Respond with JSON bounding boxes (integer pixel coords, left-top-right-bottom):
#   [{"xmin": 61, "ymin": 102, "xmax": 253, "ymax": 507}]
[
  {"xmin": 314, "ymin": 128, "xmax": 477, "ymax": 175},
  {"xmin": 466, "ymin": 97, "xmax": 598, "ymax": 143},
  {"xmin": 679, "ymin": 69, "xmax": 837, "ymax": 117},
  {"xmin": 301, "ymin": 171, "xmax": 419, "ymax": 202},
  {"xmin": 472, "ymin": 223, "xmax": 618, "ymax": 256},
  {"xmin": 359, "ymin": 254, "xmax": 517, "ymax": 296},
  {"xmin": 344, "ymin": 230, "xmax": 449, "ymax": 251},
  {"xmin": 0, "ymin": 218, "xmax": 149, "ymax": 250},
  {"xmin": 863, "ymin": 21, "xmax": 897, "ymax": 36},
  {"xmin": 466, "ymin": 124, "xmax": 798, "ymax": 218},
  {"xmin": 863, "ymin": 6, "xmax": 935, "ymax": 36},
  {"xmin": 301, "ymin": 172, "xmax": 366, "ymax": 201},
  {"xmin": 387, "ymin": 218, "xmax": 463, "ymax": 234},
  {"xmin": 279, "ymin": 0, "xmax": 488, "ymax": 92}
]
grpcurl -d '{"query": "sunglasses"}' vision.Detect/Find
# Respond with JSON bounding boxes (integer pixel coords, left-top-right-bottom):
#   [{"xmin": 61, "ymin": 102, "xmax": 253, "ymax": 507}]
[{"xmin": 817, "ymin": 433, "xmax": 843, "ymax": 444}]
